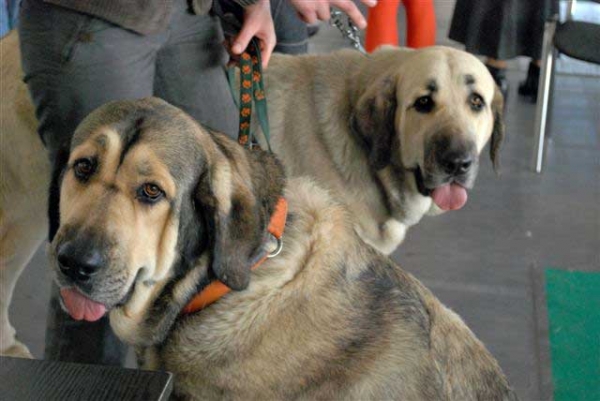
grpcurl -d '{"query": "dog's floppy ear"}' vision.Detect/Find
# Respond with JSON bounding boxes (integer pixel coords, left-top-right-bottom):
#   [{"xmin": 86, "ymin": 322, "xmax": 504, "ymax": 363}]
[
  {"xmin": 351, "ymin": 75, "xmax": 398, "ymax": 170},
  {"xmin": 195, "ymin": 135, "xmax": 285, "ymax": 291},
  {"xmin": 490, "ymin": 84, "xmax": 505, "ymax": 172},
  {"xmin": 48, "ymin": 146, "xmax": 70, "ymax": 242}
]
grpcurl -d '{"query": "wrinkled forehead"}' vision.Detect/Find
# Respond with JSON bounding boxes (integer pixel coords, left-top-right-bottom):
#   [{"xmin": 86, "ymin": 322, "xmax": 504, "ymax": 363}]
[
  {"xmin": 70, "ymin": 99, "xmax": 207, "ymax": 181},
  {"xmin": 401, "ymin": 48, "xmax": 495, "ymax": 98}
]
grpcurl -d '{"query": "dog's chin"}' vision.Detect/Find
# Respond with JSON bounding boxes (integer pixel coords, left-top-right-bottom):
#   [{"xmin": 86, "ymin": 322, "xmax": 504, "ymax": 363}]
[{"xmin": 413, "ymin": 166, "xmax": 475, "ymax": 212}]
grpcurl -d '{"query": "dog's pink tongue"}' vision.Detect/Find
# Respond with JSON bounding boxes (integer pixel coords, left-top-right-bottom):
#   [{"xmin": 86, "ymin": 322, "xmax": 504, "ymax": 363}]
[
  {"xmin": 60, "ymin": 288, "xmax": 106, "ymax": 322},
  {"xmin": 431, "ymin": 183, "xmax": 468, "ymax": 211}
]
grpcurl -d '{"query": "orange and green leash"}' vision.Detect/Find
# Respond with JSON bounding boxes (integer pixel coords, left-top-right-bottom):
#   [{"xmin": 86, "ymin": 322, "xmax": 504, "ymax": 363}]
[{"xmin": 228, "ymin": 38, "xmax": 272, "ymax": 151}]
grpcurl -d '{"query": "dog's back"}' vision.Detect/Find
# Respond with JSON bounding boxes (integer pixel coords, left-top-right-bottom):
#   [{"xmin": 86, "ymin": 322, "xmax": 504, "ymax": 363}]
[{"xmin": 154, "ymin": 177, "xmax": 517, "ymax": 400}]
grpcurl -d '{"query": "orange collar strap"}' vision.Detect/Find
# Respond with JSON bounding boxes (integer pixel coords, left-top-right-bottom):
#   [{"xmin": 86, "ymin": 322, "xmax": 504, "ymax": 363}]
[{"xmin": 181, "ymin": 197, "xmax": 288, "ymax": 315}]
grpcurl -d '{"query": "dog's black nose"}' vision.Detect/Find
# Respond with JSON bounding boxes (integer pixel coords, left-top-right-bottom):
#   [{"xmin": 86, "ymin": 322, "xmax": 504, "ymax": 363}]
[
  {"xmin": 57, "ymin": 241, "xmax": 104, "ymax": 283},
  {"xmin": 440, "ymin": 152, "xmax": 473, "ymax": 175},
  {"xmin": 432, "ymin": 132, "xmax": 477, "ymax": 177}
]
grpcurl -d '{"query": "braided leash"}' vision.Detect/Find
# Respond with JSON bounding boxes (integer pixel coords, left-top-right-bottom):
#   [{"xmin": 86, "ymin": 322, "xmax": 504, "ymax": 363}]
[
  {"xmin": 230, "ymin": 38, "xmax": 272, "ymax": 151},
  {"xmin": 226, "ymin": 9, "xmax": 362, "ymax": 151}
]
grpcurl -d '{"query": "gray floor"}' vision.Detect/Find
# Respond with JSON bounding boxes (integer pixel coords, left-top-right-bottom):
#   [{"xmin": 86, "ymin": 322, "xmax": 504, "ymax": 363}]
[{"xmin": 9, "ymin": 1, "xmax": 600, "ymax": 400}]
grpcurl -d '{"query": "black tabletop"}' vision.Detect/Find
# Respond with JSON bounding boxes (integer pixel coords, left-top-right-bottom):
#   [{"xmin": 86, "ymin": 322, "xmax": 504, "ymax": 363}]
[{"xmin": 0, "ymin": 356, "xmax": 173, "ymax": 401}]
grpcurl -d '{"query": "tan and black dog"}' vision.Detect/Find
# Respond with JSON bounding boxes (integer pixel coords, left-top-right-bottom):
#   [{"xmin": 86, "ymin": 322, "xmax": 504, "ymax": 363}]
[
  {"xmin": 46, "ymin": 98, "xmax": 516, "ymax": 400},
  {"xmin": 258, "ymin": 46, "xmax": 504, "ymax": 254}
]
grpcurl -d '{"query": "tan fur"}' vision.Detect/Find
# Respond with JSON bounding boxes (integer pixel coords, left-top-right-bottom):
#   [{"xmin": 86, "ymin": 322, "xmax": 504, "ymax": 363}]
[
  {"xmin": 46, "ymin": 99, "xmax": 515, "ymax": 400},
  {"xmin": 0, "ymin": 30, "xmax": 46, "ymax": 358}
]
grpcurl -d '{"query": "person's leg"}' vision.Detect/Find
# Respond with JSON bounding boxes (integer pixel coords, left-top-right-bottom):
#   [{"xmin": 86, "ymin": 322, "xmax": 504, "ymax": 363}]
[
  {"xmin": 365, "ymin": 0, "xmax": 400, "ymax": 52},
  {"xmin": 154, "ymin": 3, "xmax": 238, "ymax": 138},
  {"xmin": 19, "ymin": 0, "xmax": 164, "ymax": 161},
  {"xmin": 154, "ymin": 0, "xmax": 307, "ymax": 137},
  {"xmin": 403, "ymin": 0, "xmax": 436, "ymax": 48},
  {"xmin": 518, "ymin": 59, "xmax": 541, "ymax": 101},
  {"xmin": 486, "ymin": 58, "xmax": 508, "ymax": 69},
  {"xmin": 485, "ymin": 58, "xmax": 509, "ymax": 99},
  {"xmin": 514, "ymin": 0, "xmax": 552, "ymax": 102},
  {"xmin": 19, "ymin": 0, "xmax": 164, "ymax": 364},
  {"xmin": 270, "ymin": 0, "xmax": 308, "ymax": 55}
]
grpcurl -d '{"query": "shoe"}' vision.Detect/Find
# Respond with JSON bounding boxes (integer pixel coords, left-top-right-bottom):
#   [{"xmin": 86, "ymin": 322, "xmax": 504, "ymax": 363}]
[
  {"xmin": 518, "ymin": 62, "xmax": 540, "ymax": 103},
  {"xmin": 485, "ymin": 64, "xmax": 509, "ymax": 100}
]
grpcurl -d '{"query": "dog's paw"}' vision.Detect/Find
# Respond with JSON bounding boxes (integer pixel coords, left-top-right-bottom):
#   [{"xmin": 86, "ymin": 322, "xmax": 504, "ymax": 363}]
[{"xmin": 1, "ymin": 340, "xmax": 33, "ymax": 359}]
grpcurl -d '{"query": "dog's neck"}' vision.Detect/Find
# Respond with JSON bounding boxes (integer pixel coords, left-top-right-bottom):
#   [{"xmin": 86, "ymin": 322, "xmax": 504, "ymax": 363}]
[
  {"xmin": 109, "ymin": 198, "xmax": 288, "ymax": 348},
  {"xmin": 181, "ymin": 197, "xmax": 288, "ymax": 314}
]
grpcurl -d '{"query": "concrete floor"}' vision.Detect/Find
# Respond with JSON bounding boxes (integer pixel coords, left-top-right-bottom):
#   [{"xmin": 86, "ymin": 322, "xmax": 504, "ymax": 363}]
[{"xmin": 9, "ymin": 1, "xmax": 600, "ymax": 400}]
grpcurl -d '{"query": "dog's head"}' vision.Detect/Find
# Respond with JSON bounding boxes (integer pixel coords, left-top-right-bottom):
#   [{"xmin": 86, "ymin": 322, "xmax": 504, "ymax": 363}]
[
  {"xmin": 352, "ymin": 46, "xmax": 504, "ymax": 212},
  {"xmin": 48, "ymin": 98, "xmax": 285, "ymax": 327}
]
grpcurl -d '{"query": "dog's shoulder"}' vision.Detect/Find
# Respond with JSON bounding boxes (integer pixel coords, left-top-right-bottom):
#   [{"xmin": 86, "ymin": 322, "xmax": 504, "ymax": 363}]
[{"xmin": 273, "ymin": 177, "xmax": 439, "ymax": 362}]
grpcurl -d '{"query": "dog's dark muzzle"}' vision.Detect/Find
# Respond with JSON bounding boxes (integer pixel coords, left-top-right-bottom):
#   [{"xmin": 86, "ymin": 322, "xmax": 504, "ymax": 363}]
[
  {"xmin": 56, "ymin": 233, "xmax": 109, "ymax": 286},
  {"xmin": 438, "ymin": 148, "xmax": 474, "ymax": 176},
  {"xmin": 422, "ymin": 133, "xmax": 477, "ymax": 183},
  {"xmin": 414, "ymin": 133, "xmax": 480, "ymax": 202},
  {"xmin": 431, "ymin": 134, "xmax": 477, "ymax": 176}
]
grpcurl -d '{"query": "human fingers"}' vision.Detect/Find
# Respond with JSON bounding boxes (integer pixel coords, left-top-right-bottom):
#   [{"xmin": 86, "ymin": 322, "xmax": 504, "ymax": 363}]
[{"xmin": 315, "ymin": 2, "xmax": 331, "ymax": 22}]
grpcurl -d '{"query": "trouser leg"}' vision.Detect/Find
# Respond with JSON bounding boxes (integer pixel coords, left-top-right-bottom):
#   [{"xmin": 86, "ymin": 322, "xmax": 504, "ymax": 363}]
[
  {"xmin": 154, "ymin": 0, "xmax": 307, "ymax": 139},
  {"xmin": 271, "ymin": 0, "xmax": 309, "ymax": 55},
  {"xmin": 19, "ymin": 0, "xmax": 163, "ymax": 160},
  {"xmin": 154, "ymin": 6, "xmax": 238, "ymax": 138},
  {"xmin": 19, "ymin": 0, "xmax": 164, "ymax": 364},
  {"xmin": 403, "ymin": 0, "xmax": 436, "ymax": 48}
]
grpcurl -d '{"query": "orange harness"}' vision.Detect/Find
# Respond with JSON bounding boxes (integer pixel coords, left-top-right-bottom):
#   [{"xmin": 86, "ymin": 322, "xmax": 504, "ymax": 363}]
[{"xmin": 181, "ymin": 197, "xmax": 288, "ymax": 315}]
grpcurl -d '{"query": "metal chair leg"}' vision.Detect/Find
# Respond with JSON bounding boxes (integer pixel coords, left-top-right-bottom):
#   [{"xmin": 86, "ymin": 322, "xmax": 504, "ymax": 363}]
[
  {"xmin": 533, "ymin": 18, "xmax": 558, "ymax": 173},
  {"xmin": 546, "ymin": 47, "xmax": 558, "ymax": 139}
]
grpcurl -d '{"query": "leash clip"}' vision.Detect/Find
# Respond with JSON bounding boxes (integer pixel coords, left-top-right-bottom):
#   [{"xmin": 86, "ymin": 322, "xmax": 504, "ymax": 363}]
[{"xmin": 330, "ymin": 9, "xmax": 367, "ymax": 54}]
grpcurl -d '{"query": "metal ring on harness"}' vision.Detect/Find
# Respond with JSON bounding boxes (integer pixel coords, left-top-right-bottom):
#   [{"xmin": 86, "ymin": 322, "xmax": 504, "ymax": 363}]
[{"xmin": 267, "ymin": 236, "xmax": 283, "ymax": 258}]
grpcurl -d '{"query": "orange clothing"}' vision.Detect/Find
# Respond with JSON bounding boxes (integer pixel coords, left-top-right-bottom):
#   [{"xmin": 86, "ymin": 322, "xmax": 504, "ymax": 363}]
[{"xmin": 365, "ymin": 0, "xmax": 436, "ymax": 52}]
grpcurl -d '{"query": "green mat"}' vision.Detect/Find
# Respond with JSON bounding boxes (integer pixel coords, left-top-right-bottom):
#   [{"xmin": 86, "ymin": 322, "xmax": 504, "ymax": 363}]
[{"xmin": 546, "ymin": 269, "xmax": 600, "ymax": 401}]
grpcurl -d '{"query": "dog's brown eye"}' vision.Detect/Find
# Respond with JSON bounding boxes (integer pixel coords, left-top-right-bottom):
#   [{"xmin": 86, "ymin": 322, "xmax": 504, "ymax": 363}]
[
  {"xmin": 414, "ymin": 95, "xmax": 435, "ymax": 113},
  {"xmin": 73, "ymin": 159, "xmax": 95, "ymax": 180},
  {"xmin": 138, "ymin": 183, "xmax": 164, "ymax": 204},
  {"xmin": 469, "ymin": 93, "xmax": 485, "ymax": 111}
]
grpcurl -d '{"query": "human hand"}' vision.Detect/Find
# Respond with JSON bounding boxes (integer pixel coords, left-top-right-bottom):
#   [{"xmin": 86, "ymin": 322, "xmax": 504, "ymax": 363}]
[
  {"xmin": 288, "ymin": 0, "xmax": 377, "ymax": 29},
  {"xmin": 229, "ymin": 0, "xmax": 276, "ymax": 68}
]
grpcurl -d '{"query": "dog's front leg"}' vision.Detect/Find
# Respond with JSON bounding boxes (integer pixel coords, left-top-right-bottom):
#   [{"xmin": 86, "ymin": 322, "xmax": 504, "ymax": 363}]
[{"xmin": 0, "ymin": 243, "xmax": 37, "ymax": 358}]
